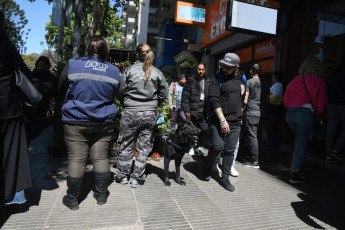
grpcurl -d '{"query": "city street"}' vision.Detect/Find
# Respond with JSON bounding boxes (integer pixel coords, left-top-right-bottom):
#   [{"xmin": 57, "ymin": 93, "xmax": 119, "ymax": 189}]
[{"xmin": 1, "ymin": 126, "xmax": 345, "ymax": 230}]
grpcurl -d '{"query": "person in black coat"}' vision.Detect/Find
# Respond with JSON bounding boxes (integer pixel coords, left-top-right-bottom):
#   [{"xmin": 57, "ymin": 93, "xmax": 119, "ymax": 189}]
[
  {"xmin": 26, "ymin": 56, "xmax": 58, "ymax": 143},
  {"xmin": 181, "ymin": 63, "xmax": 210, "ymax": 156},
  {"xmin": 0, "ymin": 10, "xmax": 32, "ymax": 208},
  {"xmin": 205, "ymin": 53, "xmax": 246, "ymax": 192}
]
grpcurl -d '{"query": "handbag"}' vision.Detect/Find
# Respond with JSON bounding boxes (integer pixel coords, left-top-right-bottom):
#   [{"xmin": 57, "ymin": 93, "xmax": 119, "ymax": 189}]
[{"xmin": 11, "ymin": 48, "xmax": 42, "ymax": 107}]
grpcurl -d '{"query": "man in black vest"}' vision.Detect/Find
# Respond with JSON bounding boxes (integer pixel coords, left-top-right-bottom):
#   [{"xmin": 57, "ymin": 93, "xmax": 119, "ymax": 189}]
[{"xmin": 182, "ymin": 63, "xmax": 210, "ymax": 156}]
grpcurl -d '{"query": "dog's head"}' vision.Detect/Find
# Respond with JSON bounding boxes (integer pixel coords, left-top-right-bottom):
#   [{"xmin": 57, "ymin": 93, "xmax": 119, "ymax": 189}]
[{"xmin": 176, "ymin": 116, "xmax": 201, "ymax": 145}]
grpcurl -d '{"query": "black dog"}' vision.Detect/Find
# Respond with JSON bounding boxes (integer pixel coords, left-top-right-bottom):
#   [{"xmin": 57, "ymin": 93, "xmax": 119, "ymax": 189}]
[{"xmin": 160, "ymin": 116, "xmax": 200, "ymax": 186}]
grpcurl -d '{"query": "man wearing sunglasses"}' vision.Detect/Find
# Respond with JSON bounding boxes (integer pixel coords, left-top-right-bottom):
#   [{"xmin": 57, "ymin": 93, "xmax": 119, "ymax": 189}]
[{"xmin": 205, "ymin": 53, "xmax": 246, "ymax": 192}]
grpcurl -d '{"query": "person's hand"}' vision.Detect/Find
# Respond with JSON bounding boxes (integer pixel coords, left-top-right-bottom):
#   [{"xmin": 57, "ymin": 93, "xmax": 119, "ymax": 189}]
[
  {"xmin": 220, "ymin": 120, "xmax": 230, "ymax": 134},
  {"xmin": 185, "ymin": 112, "xmax": 190, "ymax": 118},
  {"xmin": 43, "ymin": 82, "xmax": 54, "ymax": 89},
  {"xmin": 34, "ymin": 83, "xmax": 43, "ymax": 90}
]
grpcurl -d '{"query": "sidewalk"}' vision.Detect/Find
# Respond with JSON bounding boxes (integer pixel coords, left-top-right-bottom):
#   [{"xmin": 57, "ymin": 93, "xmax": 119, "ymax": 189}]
[{"xmin": 1, "ymin": 126, "xmax": 345, "ymax": 229}]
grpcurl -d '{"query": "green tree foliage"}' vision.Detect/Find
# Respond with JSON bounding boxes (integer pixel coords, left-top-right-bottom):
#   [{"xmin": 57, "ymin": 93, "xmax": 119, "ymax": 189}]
[
  {"xmin": 0, "ymin": 0, "xmax": 30, "ymax": 53},
  {"xmin": 44, "ymin": 0, "xmax": 124, "ymax": 62},
  {"xmin": 22, "ymin": 53, "xmax": 40, "ymax": 70}
]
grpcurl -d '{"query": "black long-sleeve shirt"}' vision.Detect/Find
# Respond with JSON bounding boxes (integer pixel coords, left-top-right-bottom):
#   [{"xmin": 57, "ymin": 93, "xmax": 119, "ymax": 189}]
[{"xmin": 208, "ymin": 71, "xmax": 245, "ymax": 125}]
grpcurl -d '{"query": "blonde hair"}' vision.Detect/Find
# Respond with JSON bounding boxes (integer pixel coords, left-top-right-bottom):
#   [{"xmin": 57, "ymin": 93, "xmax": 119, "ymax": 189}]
[
  {"xmin": 136, "ymin": 43, "xmax": 154, "ymax": 84},
  {"xmin": 298, "ymin": 56, "xmax": 323, "ymax": 77}
]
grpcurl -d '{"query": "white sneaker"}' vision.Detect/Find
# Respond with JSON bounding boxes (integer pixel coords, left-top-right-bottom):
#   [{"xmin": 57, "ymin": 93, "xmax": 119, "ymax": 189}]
[
  {"xmin": 230, "ymin": 166, "xmax": 239, "ymax": 177},
  {"xmin": 216, "ymin": 164, "xmax": 222, "ymax": 177},
  {"xmin": 197, "ymin": 147, "xmax": 204, "ymax": 156},
  {"xmin": 188, "ymin": 148, "xmax": 195, "ymax": 156}
]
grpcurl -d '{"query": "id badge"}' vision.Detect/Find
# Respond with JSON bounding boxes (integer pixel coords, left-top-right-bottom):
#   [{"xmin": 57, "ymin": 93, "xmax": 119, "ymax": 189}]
[{"xmin": 200, "ymin": 93, "xmax": 204, "ymax": 101}]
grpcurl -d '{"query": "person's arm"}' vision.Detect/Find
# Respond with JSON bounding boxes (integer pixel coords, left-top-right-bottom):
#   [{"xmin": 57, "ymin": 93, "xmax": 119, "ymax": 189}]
[
  {"xmin": 117, "ymin": 67, "xmax": 129, "ymax": 104},
  {"xmin": 283, "ymin": 82, "xmax": 292, "ymax": 108},
  {"xmin": 181, "ymin": 80, "xmax": 191, "ymax": 117},
  {"xmin": 58, "ymin": 62, "xmax": 69, "ymax": 98},
  {"xmin": 12, "ymin": 44, "xmax": 33, "ymax": 80},
  {"xmin": 157, "ymin": 74, "xmax": 168, "ymax": 106},
  {"xmin": 168, "ymin": 83, "xmax": 174, "ymax": 110},
  {"xmin": 209, "ymin": 75, "xmax": 229, "ymax": 133}
]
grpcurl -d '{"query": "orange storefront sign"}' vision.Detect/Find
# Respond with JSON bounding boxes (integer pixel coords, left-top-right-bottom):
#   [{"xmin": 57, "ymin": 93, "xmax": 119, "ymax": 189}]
[
  {"xmin": 254, "ymin": 40, "xmax": 274, "ymax": 60},
  {"xmin": 202, "ymin": 0, "xmax": 231, "ymax": 48},
  {"xmin": 256, "ymin": 59, "xmax": 274, "ymax": 73},
  {"xmin": 236, "ymin": 46, "xmax": 253, "ymax": 64}
]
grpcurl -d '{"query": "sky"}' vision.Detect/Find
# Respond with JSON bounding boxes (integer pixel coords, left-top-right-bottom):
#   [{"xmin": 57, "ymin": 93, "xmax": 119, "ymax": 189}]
[{"xmin": 16, "ymin": 0, "xmax": 51, "ymax": 54}]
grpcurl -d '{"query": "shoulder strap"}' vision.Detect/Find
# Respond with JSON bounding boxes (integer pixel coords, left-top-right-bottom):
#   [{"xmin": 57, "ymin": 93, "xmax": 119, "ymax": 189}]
[
  {"xmin": 172, "ymin": 82, "xmax": 176, "ymax": 94},
  {"xmin": 217, "ymin": 72, "xmax": 223, "ymax": 86},
  {"xmin": 301, "ymin": 75, "xmax": 315, "ymax": 111}
]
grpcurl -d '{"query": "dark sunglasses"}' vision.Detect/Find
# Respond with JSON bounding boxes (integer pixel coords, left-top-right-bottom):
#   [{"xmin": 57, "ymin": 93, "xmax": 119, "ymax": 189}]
[{"xmin": 221, "ymin": 64, "xmax": 234, "ymax": 71}]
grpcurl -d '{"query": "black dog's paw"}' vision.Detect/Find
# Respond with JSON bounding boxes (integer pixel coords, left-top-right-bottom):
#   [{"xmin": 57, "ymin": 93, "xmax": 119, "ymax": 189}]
[
  {"xmin": 179, "ymin": 181, "xmax": 186, "ymax": 186},
  {"xmin": 176, "ymin": 177, "xmax": 186, "ymax": 186},
  {"xmin": 165, "ymin": 181, "xmax": 171, "ymax": 186}
]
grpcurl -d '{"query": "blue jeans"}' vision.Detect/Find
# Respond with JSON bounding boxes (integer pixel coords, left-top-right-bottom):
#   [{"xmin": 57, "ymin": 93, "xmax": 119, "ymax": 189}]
[{"xmin": 286, "ymin": 107, "xmax": 314, "ymax": 171}]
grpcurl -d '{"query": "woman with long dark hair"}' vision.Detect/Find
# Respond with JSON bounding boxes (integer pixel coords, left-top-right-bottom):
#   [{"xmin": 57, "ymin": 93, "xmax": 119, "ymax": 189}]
[
  {"xmin": 0, "ymin": 10, "xmax": 33, "ymax": 208},
  {"xmin": 59, "ymin": 36, "xmax": 121, "ymax": 210},
  {"xmin": 115, "ymin": 43, "xmax": 168, "ymax": 188}
]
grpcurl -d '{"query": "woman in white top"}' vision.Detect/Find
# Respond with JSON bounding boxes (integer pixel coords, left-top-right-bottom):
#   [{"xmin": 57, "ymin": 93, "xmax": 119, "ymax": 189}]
[{"xmin": 266, "ymin": 70, "xmax": 284, "ymax": 154}]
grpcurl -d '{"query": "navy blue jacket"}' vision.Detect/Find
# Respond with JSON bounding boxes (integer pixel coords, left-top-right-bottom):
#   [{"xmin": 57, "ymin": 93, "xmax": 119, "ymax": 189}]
[{"xmin": 59, "ymin": 55, "xmax": 121, "ymax": 124}]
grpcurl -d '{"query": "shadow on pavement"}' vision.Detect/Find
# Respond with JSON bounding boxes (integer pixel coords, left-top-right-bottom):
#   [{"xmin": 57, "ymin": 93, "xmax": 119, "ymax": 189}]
[{"xmin": 255, "ymin": 148, "xmax": 345, "ymax": 229}]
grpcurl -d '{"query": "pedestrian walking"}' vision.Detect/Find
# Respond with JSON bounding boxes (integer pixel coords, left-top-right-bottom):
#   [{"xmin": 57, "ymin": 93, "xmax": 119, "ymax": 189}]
[
  {"xmin": 59, "ymin": 36, "xmax": 121, "ymax": 210},
  {"xmin": 0, "ymin": 10, "xmax": 33, "ymax": 209},
  {"xmin": 205, "ymin": 53, "xmax": 246, "ymax": 192},
  {"xmin": 284, "ymin": 56, "xmax": 327, "ymax": 184},
  {"xmin": 115, "ymin": 43, "xmax": 168, "ymax": 188}
]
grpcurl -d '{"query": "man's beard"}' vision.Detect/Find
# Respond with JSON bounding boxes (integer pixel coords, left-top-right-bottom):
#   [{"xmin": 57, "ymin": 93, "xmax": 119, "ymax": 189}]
[{"xmin": 221, "ymin": 69, "xmax": 235, "ymax": 78}]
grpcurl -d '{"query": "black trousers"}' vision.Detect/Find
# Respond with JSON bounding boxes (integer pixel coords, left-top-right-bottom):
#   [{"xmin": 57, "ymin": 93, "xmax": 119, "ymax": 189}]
[
  {"xmin": 191, "ymin": 112, "xmax": 208, "ymax": 147},
  {"xmin": 245, "ymin": 115, "xmax": 260, "ymax": 162},
  {"xmin": 207, "ymin": 123, "xmax": 241, "ymax": 179}
]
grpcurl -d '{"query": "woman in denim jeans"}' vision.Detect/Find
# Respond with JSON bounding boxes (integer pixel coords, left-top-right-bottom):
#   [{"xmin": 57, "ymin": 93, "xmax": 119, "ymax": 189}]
[{"xmin": 284, "ymin": 56, "xmax": 327, "ymax": 184}]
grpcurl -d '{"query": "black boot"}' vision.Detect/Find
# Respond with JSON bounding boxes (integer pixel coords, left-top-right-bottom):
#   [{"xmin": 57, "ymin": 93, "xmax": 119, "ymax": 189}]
[
  {"xmin": 62, "ymin": 177, "xmax": 83, "ymax": 210},
  {"xmin": 94, "ymin": 171, "xmax": 110, "ymax": 205}
]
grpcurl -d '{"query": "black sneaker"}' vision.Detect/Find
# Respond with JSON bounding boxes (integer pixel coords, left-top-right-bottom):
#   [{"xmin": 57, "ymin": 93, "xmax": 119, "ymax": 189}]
[
  {"xmin": 220, "ymin": 177, "xmax": 235, "ymax": 192},
  {"xmin": 204, "ymin": 167, "xmax": 212, "ymax": 181},
  {"xmin": 289, "ymin": 172, "xmax": 306, "ymax": 184},
  {"xmin": 243, "ymin": 161, "xmax": 260, "ymax": 169},
  {"xmin": 325, "ymin": 156, "xmax": 337, "ymax": 163},
  {"xmin": 330, "ymin": 152, "xmax": 343, "ymax": 162}
]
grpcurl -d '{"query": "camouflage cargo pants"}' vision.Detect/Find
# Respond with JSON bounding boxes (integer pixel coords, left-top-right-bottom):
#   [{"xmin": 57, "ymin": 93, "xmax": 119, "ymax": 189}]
[{"xmin": 116, "ymin": 110, "xmax": 155, "ymax": 180}]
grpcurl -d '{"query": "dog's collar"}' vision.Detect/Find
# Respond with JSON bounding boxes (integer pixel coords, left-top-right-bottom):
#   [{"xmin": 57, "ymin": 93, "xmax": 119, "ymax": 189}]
[{"xmin": 168, "ymin": 139, "xmax": 186, "ymax": 150}]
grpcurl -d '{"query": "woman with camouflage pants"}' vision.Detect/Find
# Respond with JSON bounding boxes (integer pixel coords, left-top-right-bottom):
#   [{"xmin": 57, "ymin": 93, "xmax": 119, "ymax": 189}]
[{"xmin": 115, "ymin": 43, "xmax": 168, "ymax": 188}]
